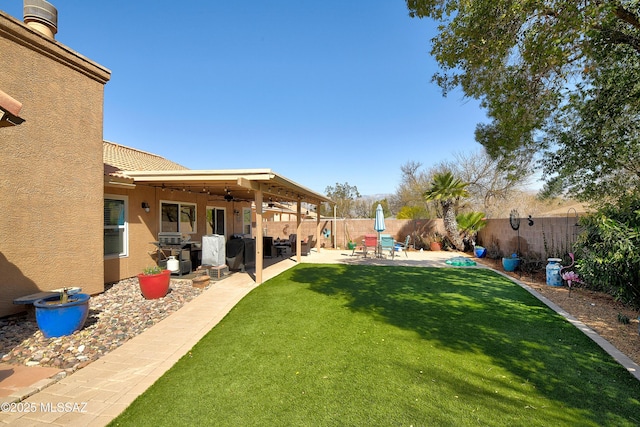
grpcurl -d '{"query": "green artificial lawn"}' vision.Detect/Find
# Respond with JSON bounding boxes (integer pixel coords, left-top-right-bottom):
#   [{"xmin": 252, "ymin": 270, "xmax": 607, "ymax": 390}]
[{"xmin": 110, "ymin": 265, "xmax": 640, "ymax": 426}]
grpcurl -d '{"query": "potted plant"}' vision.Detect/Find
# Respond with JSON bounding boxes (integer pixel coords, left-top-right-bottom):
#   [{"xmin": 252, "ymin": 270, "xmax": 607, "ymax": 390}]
[
  {"xmin": 456, "ymin": 211, "xmax": 487, "ymax": 252},
  {"xmin": 428, "ymin": 233, "xmax": 443, "ymax": 251},
  {"xmin": 33, "ymin": 288, "xmax": 91, "ymax": 338},
  {"xmin": 502, "ymin": 253, "xmax": 520, "ymax": 272},
  {"xmin": 137, "ymin": 265, "xmax": 171, "ymax": 299},
  {"xmin": 474, "ymin": 246, "xmax": 487, "ymax": 258}
]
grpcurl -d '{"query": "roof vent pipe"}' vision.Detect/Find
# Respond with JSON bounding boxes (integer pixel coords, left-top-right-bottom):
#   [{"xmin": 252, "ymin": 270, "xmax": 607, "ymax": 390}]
[{"xmin": 23, "ymin": 0, "xmax": 58, "ymax": 39}]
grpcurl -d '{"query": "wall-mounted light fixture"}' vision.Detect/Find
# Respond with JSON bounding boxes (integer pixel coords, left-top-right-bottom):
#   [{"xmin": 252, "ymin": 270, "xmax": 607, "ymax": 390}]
[
  {"xmin": 142, "ymin": 202, "xmax": 150, "ymax": 213},
  {"xmin": 233, "ymin": 209, "xmax": 240, "ymax": 216}
]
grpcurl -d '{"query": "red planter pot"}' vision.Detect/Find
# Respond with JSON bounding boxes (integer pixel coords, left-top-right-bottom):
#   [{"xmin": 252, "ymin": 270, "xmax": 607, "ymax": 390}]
[
  {"xmin": 137, "ymin": 270, "xmax": 171, "ymax": 299},
  {"xmin": 430, "ymin": 242, "xmax": 442, "ymax": 251}
]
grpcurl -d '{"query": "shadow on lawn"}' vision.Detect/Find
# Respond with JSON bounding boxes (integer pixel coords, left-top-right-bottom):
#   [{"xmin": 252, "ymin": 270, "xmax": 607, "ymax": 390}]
[{"xmin": 288, "ymin": 264, "xmax": 640, "ymax": 424}]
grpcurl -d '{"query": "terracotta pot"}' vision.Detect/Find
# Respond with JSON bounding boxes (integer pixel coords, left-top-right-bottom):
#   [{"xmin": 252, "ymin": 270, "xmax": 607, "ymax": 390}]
[
  {"xmin": 430, "ymin": 242, "xmax": 442, "ymax": 251},
  {"xmin": 137, "ymin": 270, "xmax": 171, "ymax": 299}
]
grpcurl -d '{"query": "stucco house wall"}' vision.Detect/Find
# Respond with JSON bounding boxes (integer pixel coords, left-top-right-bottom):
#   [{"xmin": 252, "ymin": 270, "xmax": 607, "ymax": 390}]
[
  {"xmin": 0, "ymin": 12, "xmax": 110, "ymax": 317},
  {"xmin": 103, "ymin": 179, "xmax": 253, "ymax": 283}
]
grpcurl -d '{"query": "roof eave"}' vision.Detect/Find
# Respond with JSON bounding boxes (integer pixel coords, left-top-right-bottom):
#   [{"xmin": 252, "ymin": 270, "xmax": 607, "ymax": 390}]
[{"xmin": 120, "ymin": 169, "xmax": 333, "ymax": 205}]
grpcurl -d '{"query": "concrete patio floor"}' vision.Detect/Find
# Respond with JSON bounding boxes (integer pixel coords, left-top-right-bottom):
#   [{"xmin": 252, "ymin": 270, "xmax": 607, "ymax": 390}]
[{"xmin": 0, "ymin": 248, "xmax": 637, "ymax": 425}]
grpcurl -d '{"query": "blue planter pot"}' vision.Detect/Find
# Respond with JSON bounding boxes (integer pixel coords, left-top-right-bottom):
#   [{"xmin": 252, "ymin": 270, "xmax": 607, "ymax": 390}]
[
  {"xmin": 502, "ymin": 257, "xmax": 520, "ymax": 272},
  {"xmin": 474, "ymin": 246, "xmax": 486, "ymax": 258},
  {"xmin": 34, "ymin": 293, "xmax": 90, "ymax": 338}
]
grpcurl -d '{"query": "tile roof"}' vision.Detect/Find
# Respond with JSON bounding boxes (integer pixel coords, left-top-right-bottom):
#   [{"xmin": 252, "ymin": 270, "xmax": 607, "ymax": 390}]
[{"xmin": 103, "ymin": 141, "xmax": 188, "ymax": 176}]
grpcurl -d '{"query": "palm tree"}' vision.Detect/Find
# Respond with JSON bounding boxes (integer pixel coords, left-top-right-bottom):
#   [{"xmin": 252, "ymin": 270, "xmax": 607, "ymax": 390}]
[
  {"xmin": 424, "ymin": 172, "xmax": 469, "ymax": 250},
  {"xmin": 456, "ymin": 211, "xmax": 487, "ymax": 250}
]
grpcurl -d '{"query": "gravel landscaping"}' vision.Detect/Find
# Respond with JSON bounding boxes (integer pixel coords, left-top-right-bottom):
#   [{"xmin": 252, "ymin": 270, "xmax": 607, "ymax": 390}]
[{"xmin": 0, "ymin": 277, "xmax": 204, "ymax": 376}]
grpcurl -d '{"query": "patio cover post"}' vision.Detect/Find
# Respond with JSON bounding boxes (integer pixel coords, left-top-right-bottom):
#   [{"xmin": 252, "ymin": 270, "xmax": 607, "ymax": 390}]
[
  {"xmin": 296, "ymin": 202, "xmax": 302, "ymax": 262},
  {"xmin": 255, "ymin": 189, "xmax": 264, "ymax": 284},
  {"xmin": 333, "ymin": 204, "xmax": 337, "ymax": 249},
  {"xmin": 316, "ymin": 208, "xmax": 321, "ymax": 253}
]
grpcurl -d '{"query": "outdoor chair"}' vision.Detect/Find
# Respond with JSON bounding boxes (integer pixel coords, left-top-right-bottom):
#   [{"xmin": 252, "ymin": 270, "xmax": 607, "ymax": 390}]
[
  {"xmin": 395, "ymin": 235, "xmax": 410, "ymax": 258},
  {"xmin": 379, "ymin": 234, "xmax": 395, "ymax": 259},
  {"xmin": 363, "ymin": 234, "xmax": 377, "ymax": 258},
  {"xmin": 289, "ymin": 234, "xmax": 297, "ymax": 254},
  {"xmin": 348, "ymin": 240, "xmax": 359, "ymax": 256},
  {"xmin": 300, "ymin": 235, "xmax": 314, "ymax": 256}
]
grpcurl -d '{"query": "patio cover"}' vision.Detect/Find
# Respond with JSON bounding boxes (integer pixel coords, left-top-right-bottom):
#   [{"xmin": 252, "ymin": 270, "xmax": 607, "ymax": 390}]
[{"xmin": 120, "ymin": 168, "xmax": 333, "ymax": 284}]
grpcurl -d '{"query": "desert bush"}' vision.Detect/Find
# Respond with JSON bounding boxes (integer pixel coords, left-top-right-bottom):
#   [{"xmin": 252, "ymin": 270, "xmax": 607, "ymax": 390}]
[{"xmin": 575, "ymin": 195, "xmax": 640, "ymax": 308}]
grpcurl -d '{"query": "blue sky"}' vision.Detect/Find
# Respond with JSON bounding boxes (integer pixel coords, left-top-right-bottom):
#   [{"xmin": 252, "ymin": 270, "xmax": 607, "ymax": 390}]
[{"xmin": 4, "ymin": 1, "xmax": 490, "ymax": 196}]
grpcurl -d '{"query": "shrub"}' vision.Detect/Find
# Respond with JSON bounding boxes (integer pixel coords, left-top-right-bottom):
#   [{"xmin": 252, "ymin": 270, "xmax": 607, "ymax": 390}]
[{"xmin": 575, "ymin": 195, "xmax": 640, "ymax": 308}]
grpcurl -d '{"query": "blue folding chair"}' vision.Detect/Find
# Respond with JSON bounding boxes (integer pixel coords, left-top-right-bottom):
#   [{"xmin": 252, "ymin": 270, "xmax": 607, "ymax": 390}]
[
  {"xmin": 395, "ymin": 235, "xmax": 410, "ymax": 258},
  {"xmin": 379, "ymin": 234, "xmax": 395, "ymax": 259}
]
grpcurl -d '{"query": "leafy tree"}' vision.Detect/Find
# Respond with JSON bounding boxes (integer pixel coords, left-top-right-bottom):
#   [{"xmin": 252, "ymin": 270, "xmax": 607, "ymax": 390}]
[
  {"xmin": 352, "ymin": 199, "xmax": 372, "ymax": 219},
  {"xmin": 349, "ymin": 196, "xmax": 392, "ymax": 219},
  {"xmin": 543, "ymin": 35, "xmax": 640, "ymax": 202},
  {"xmin": 406, "ymin": 0, "xmax": 640, "ymax": 202},
  {"xmin": 424, "ymin": 172, "xmax": 469, "ymax": 250},
  {"xmin": 394, "ymin": 151, "xmax": 536, "ymax": 219},
  {"xmin": 371, "ymin": 199, "xmax": 391, "ymax": 218},
  {"xmin": 324, "ymin": 182, "xmax": 361, "ymax": 218},
  {"xmin": 390, "ymin": 161, "xmax": 435, "ymax": 218}
]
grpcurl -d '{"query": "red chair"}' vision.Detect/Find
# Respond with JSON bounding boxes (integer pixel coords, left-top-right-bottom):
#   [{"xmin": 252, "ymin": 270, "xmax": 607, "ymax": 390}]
[{"xmin": 363, "ymin": 234, "xmax": 377, "ymax": 258}]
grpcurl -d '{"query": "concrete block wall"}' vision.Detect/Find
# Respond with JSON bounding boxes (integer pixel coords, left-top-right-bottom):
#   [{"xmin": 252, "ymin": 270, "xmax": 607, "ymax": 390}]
[
  {"xmin": 262, "ymin": 218, "xmax": 444, "ymax": 249},
  {"xmin": 477, "ymin": 216, "xmax": 582, "ymax": 259},
  {"xmin": 260, "ymin": 215, "xmax": 581, "ymax": 257}
]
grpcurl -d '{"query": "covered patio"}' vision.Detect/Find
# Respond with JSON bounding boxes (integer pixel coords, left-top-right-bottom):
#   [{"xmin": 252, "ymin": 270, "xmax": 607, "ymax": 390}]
[{"xmin": 118, "ymin": 168, "xmax": 333, "ymax": 285}]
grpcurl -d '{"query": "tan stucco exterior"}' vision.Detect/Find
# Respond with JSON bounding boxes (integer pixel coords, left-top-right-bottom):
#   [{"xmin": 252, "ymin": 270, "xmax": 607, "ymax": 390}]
[
  {"xmin": 1, "ymin": 10, "xmax": 330, "ymax": 317},
  {"xmin": 102, "ymin": 184, "xmax": 255, "ymax": 283},
  {"xmin": 0, "ymin": 12, "xmax": 110, "ymax": 317}
]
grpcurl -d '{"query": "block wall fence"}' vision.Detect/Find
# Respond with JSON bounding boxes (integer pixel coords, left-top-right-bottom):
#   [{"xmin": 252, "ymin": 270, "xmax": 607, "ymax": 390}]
[
  {"xmin": 261, "ymin": 218, "xmax": 445, "ymax": 249},
  {"xmin": 477, "ymin": 216, "xmax": 582, "ymax": 259},
  {"xmin": 263, "ymin": 215, "xmax": 582, "ymax": 257}
]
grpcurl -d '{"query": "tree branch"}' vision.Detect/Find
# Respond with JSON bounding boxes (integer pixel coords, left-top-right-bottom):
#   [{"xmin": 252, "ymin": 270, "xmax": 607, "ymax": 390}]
[
  {"xmin": 614, "ymin": 5, "xmax": 640, "ymax": 30},
  {"xmin": 596, "ymin": 26, "xmax": 640, "ymax": 53}
]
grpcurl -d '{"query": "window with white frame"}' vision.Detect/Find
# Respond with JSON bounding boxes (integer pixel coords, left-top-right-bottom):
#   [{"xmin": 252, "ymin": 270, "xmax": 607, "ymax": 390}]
[
  {"xmin": 206, "ymin": 206, "xmax": 226, "ymax": 235},
  {"xmin": 161, "ymin": 201, "xmax": 196, "ymax": 234},
  {"xmin": 104, "ymin": 195, "xmax": 128, "ymax": 258}
]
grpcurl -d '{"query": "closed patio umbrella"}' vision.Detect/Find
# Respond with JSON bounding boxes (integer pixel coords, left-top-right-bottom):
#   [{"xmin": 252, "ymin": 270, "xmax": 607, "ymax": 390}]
[{"xmin": 374, "ymin": 204, "xmax": 385, "ymax": 256}]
